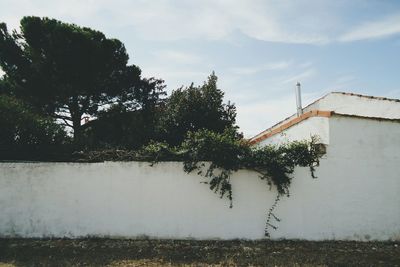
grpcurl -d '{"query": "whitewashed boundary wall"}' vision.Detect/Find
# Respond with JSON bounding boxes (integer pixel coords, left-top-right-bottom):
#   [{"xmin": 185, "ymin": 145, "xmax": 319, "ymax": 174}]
[{"xmin": 1, "ymin": 141, "xmax": 399, "ymax": 241}]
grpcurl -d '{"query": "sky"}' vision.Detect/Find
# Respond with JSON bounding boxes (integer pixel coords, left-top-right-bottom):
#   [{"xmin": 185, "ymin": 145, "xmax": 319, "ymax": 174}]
[{"xmin": 1, "ymin": 0, "xmax": 400, "ymax": 137}]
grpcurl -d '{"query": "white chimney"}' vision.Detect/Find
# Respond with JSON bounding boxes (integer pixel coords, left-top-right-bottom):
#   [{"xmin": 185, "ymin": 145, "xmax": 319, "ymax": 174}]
[{"xmin": 295, "ymin": 82, "xmax": 303, "ymax": 116}]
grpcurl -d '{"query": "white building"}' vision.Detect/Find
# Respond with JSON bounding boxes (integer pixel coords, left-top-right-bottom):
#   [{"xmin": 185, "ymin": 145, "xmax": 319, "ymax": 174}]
[
  {"xmin": 249, "ymin": 91, "xmax": 400, "ymax": 240},
  {"xmin": 250, "ymin": 92, "xmax": 400, "ymax": 146}
]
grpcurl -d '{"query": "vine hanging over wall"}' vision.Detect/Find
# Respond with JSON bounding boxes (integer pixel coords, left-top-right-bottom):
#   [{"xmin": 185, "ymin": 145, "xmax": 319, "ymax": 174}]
[
  {"xmin": 76, "ymin": 128, "xmax": 323, "ymax": 237},
  {"xmin": 178, "ymin": 129, "xmax": 322, "ymax": 237}
]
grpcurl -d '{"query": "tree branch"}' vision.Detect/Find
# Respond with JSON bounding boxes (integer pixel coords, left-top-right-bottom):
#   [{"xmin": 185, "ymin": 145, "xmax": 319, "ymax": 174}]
[
  {"xmin": 61, "ymin": 118, "xmax": 73, "ymax": 128},
  {"xmin": 54, "ymin": 114, "xmax": 73, "ymax": 120}
]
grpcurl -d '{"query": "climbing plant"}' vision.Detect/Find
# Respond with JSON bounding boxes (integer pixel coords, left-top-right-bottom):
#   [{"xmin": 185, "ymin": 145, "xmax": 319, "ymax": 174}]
[
  {"xmin": 70, "ymin": 127, "xmax": 323, "ymax": 237},
  {"xmin": 131, "ymin": 128, "xmax": 322, "ymax": 237}
]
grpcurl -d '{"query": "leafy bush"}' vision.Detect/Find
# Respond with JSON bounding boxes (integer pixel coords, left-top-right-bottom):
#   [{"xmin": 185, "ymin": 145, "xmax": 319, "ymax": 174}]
[
  {"xmin": 82, "ymin": 105, "xmax": 159, "ymax": 150},
  {"xmin": 0, "ymin": 95, "xmax": 70, "ymax": 160},
  {"xmin": 158, "ymin": 73, "xmax": 238, "ymax": 146},
  {"xmin": 138, "ymin": 141, "xmax": 182, "ymax": 161},
  {"xmin": 179, "ymin": 128, "xmax": 249, "ymax": 206}
]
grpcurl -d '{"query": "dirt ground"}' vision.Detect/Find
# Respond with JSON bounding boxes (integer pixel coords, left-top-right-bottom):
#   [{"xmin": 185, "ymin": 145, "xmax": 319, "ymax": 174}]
[{"xmin": 0, "ymin": 238, "xmax": 399, "ymax": 266}]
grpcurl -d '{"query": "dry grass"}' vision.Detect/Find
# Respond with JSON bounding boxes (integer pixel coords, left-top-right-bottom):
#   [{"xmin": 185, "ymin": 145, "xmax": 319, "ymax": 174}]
[{"xmin": 0, "ymin": 238, "xmax": 399, "ymax": 266}]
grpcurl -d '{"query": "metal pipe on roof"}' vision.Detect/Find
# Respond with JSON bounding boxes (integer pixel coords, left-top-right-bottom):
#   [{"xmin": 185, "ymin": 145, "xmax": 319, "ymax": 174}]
[{"xmin": 295, "ymin": 82, "xmax": 303, "ymax": 116}]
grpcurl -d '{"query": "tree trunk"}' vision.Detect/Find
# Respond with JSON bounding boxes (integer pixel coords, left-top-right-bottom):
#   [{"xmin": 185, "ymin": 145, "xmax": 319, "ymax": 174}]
[
  {"xmin": 69, "ymin": 96, "xmax": 83, "ymax": 146},
  {"xmin": 72, "ymin": 114, "xmax": 83, "ymax": 146},
  {"xmin": 69, "ymin": 100, "xmax": 83, "ymax": 146}
]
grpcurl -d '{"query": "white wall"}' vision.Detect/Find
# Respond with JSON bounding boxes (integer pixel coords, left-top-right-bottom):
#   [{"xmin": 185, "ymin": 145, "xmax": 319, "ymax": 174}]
[
  {"xmin": 1, "ymin": 119, "xmax": 400, "ymax": 242},
  {"xmin": 0, "ymin": 162, "xmax": 276, "ymax": 239},
  {"xmin": 305, "ymin": 93, "xmax": 400, "ymax": 119},
  {"xmin": 258, "ymin": 116, "xmax": 330, "ymax": 146},
  {"xmin": 319, "ymin": 116, "xmax": 400, "ymax": 240},
  {"xmin": 258, "ymin": 115, "xmax": 400, "ymax": 241}
]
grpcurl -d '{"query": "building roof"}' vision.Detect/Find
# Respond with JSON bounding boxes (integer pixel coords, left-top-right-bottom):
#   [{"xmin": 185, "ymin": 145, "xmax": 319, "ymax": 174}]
[
  {"xmin": 249, "ymin": 92, "xmax": 400, "ymax": 145},
  {"xmin": 329, "ymin": 91, "xmax": 400, "ymax": 102}
]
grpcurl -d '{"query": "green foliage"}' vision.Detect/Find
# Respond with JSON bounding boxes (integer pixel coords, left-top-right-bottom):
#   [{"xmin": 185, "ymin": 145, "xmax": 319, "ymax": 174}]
[
  {"xmin": 82, "ymin": 104, "xmax": 159, "ymax": 150},
  {"xmin": 138, "ymin": 141, "xmax": 181, "ymax": 162},
  {"xmin": 0, "ymin": 17, "xmax": 166, "ymax": 143},
  {"xmin": 181, "ymin": 128, "xmax": 248, "ymax": 171},
  {"xmin": 179, "ymin": 129, "xmax": 320, "ymax": 207},
  {"xmin": 0, "ymin": 95, "xmax": 69, "ymax": 160},
  {"xmin": 83, "ymin": 72, "xmax": 237, "ymax": 150},
  {"xmin": 86, "ymin": 77, "xmax": 166, "ymax": 150},
  {"xmin": 179, "ymin": 128, "xmax": 249, "ymax": 207},
  {"xmin": 158, "ymin": 72, "xmax": 238, "ymax": 146},
  {"xmin": 0, "ymin": 76, "xmax": 11, "ymax": 94},
  {"xmin": 135, "ymin": 129, "xmax": 322, "ymax": 236},
  {"xmin": 245, "ymin": 139, "xmax": 320, "ymax": 196}
]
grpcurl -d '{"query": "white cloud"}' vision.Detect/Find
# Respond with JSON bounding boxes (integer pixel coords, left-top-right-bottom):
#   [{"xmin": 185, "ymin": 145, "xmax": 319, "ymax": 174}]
[
  {"xmin": 237, "ymin": 98, "xmax": 294, "ymax": 138},
  {"xmin": 141, "ymin": 66, "xmax": 209, "ymax": 91},
  {"xmin": 152, "ymin": 50, "xmax": 202, "ymax": 65},
  {"xmin": 299, "ymin": 62, "xmax": 313, "ymax": 69},
  {"xmin": 230, "ymin": 61, "xmax": 292, "ymax": 75},
  {"xmin": 339, "ymin": 14, "xmax": 400, "ymax": 42},
  {"xmin": 0, "ymin": 0, "xmax": 334, "ymax": 44},
  {"xmin": 329, "ymin": 74, "xmax": 357, "ymax": 91},
  {"xmin": 3, "ymin": 0, "xmax": 400, "ymax": 44},
  {"xmin": 281, "ymin": 69, "xmax": 316, "ymax": 85}
]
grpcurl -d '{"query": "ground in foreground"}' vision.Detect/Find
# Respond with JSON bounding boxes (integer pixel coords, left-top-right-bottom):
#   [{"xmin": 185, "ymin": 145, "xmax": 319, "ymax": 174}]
[{"xmin": 0, "ymin": 239, "xmax": 399, "ymax": 266}]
